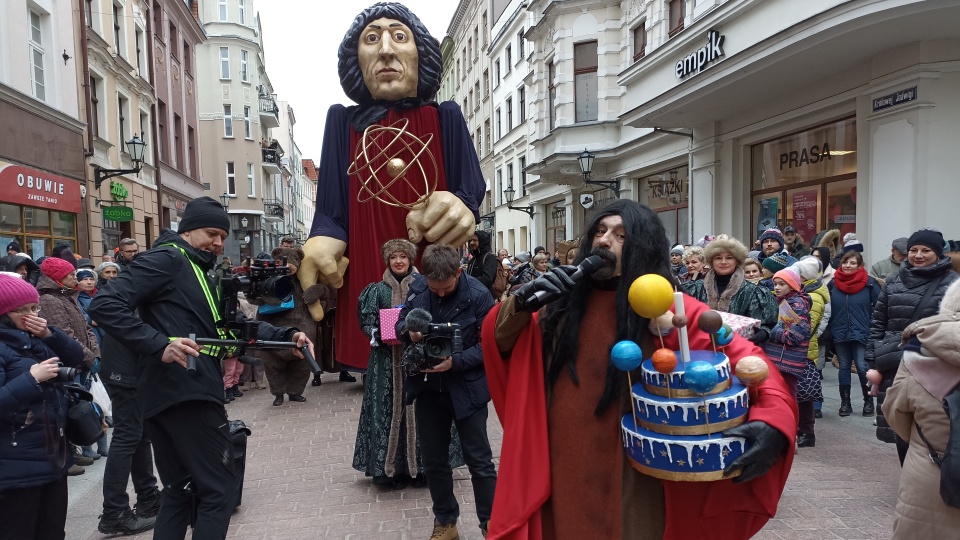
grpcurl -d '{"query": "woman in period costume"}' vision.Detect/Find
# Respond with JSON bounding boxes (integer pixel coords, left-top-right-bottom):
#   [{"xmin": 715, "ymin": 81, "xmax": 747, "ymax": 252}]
[{"xmin": 353, "ymin": 239, "xmax": 462, "ymax": 488}]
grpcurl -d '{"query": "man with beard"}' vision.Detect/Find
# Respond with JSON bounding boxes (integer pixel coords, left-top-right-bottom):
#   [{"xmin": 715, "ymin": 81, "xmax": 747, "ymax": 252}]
[
  {"xmin": 751, "ymin": 227, "xmax": 787, "ymax": 263},
  {"xmin": 482, "ymin": 200, "xmax": 797, "ymax": 540},
  {"xmin": 466, "ymin": 230, "xmax": 498, "ymax": 298},
  {"xmin": 782, "ymin": 226, "xmax": 811, "ymax": 259}
]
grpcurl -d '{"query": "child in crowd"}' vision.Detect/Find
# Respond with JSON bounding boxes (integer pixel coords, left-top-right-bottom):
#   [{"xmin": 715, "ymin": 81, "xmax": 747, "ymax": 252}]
[
  {"xmin": 762, "ymin": 268, "xmax": 816, "ymax": 447},
  {"xmin": 743, "ymin": 258, "xmax": 763, "ymax": 284}
]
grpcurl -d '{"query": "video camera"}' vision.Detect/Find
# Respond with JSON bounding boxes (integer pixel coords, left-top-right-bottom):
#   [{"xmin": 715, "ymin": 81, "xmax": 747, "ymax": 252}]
[
  {"xmin": 401, "ymin": 308, "xmax": 463, "ymax": 376},
  {"xmin": 222, "ymin": 257, "xmax": 293, "ymax": 306}
]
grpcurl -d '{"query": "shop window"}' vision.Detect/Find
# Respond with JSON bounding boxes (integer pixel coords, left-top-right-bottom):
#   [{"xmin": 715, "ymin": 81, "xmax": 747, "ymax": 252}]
[
  {"xmin": 24, "ymin": 208, "xmax": 50, "ymax": 235},
  {"xmin": 644, "ymin": 167, "xmax": 689, "ymax": 246},
  {"xmin": 0, "ymin": 204, "xmax": 22, "ymax": 234},
  {"xmin": 102, "ymin": 215, "xmax": 121, "ymax": 254},
  {"xmin": 750, "ymin": 117, "xmax": 857, "ymax": 242},
  {"xmin": 574, "ymin": 41, "xmax": 598, "ymax": 122},
  {"xmin": 546, "ymin": 205, "xmax": 566, "ymax": 257},
  {"xmin": 52, "ymin": 212, "xmax": 75, "ymax": 238}
]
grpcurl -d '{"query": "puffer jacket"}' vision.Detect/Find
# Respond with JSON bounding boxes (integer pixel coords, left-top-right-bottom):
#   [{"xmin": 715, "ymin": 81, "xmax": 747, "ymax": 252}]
[
  {"xmin": 884, "ymin": 313, "xmax": 960, "ymax": 538},
  {"xmin": 828, "ymin": 276, "xmax": 881, "ymax": 344},
  {"xmin": 37, "ymin": 275, "xmax": 99, "ymax": 367},
  {"xmin": 0, "ymin": 325, "xmax": 84, "ymax": 490},
  {"xmin": 680, "ymin": 268, "xmax": 777, "ymax": 331},
  {"xmin": 802, "ymin": 278, "xmax": 830, "ymax": 362},
  {"xmin": 762, "ymin": 291, "xmax": 812, "ymax": 379},
  {"xmin": 868, "ymin": 256, "xmax": 958, "ymax": 443}
]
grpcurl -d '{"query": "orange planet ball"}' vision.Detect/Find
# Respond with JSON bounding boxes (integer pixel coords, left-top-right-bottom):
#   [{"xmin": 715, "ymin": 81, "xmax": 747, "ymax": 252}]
[
  {"xmin": 735, "ymin": 355, "xmax": 769, "ymax": 386},
  {"xmin": 652, "ymin": 348, "xmax": 678, "ymax": 374}
]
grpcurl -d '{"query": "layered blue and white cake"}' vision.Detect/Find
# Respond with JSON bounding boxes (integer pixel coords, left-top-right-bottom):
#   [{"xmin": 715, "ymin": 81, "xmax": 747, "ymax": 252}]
[{"xmin": 622, "ymin": 350, "xmax": 749, "ymax": 481}]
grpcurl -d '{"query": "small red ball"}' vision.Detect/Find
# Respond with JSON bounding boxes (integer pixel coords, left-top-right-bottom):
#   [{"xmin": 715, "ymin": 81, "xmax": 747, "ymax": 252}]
[{"xmin": 652, "ymin": 348, "xmax": 678, "ymax": 374}]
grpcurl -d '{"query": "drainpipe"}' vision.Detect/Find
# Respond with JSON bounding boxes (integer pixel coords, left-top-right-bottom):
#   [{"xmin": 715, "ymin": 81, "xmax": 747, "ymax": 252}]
[
  {"xmin": 77, "ymin": 0, "xmax": 93, "ymax": 255},
  {"xmin": 147, "ymin": 2, "xmax": 163, "ymax": 236}
]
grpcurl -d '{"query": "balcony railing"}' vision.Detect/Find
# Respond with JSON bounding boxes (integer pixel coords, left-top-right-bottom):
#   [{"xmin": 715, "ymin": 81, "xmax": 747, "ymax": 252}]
[
  {"xmin": 262, "ymin": 148, "xmax": 282, "ymax": 174},
  {"xmin": 263, "ymin": 199, "xmax": 284, "ymax": 219},
  {"xmin": 259, "ymin": 94, "xmax": 280, "ymax": 129}
]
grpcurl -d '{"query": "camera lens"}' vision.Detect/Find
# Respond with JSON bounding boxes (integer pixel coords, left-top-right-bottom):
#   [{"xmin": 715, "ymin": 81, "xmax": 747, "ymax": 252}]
[
  {"xmin": 56, "ymin": 366, "xmax": 77, "ymax": 381},
  {"xmin": 255, "ymin": 275, "xmax": 293, "ymax": 302}
]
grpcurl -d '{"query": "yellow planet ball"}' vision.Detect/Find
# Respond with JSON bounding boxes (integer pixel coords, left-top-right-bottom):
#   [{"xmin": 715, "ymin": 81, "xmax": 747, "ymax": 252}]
[
  {"xmin": 628, "ymin": 274, "xmax": 675, "ymax": 318},
  {"xmin": 735, "ymin": 356, "xmax": 770, "ymax": 386}
]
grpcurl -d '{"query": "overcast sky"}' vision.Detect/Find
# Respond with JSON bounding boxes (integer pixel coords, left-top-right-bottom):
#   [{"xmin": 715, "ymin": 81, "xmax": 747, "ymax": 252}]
[{"xmin": 258, "ymin": 1, "xmax": 458, "ymax": 161}]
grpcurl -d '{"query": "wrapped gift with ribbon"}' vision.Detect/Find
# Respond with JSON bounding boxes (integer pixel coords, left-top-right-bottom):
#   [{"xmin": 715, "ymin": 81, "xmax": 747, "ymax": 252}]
[
  {"xmin": 378, "ymin": 307, "xmax": 403, "ymax": 345},
  {"xmin": 717, "ymin": 311, "xmax": 762, "ymax": 339}
]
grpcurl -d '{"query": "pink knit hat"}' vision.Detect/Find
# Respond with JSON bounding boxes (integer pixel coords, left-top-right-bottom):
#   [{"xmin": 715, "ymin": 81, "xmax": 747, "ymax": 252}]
[
  {"xmin": 773, "ymin": 268, "xmax": 802, "ymax": 293},
  {"xmin": 41, "ymin": 256, "xmax": 76, "ymax": 283},
  {"xmin": 0, "ymin": 274, "xmax": 39, "ymax": 315}
]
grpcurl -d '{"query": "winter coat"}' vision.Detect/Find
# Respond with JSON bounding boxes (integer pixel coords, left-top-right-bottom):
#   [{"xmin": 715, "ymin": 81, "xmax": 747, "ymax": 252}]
[
  {"xmin": 828, "ymin": 276, "xmax": 881, "ymax": 344},
  {"xmin": 868, "ymin": 256, "xmax": 958, "ymax": 443},
  {"xmin": 4, "ymin": 255, "xmax": 40, "ymax": 286},
  {"xmin": 37, "ymin": 275, "xmax": 99, "ymax": 367},
  {"xmin": 787, "ymin": 239, "xmax": 811, "ymax": 259},
  {"xmin": 870, "ymin": 256, "xmax": 902, "ymax": 284},
  {"xmin": 884, "ymin": 314, "xmax": 960, "ymax": 538},
  {"xmin": 680, "ymin": 268, "xmax": 777, "ymax": 331},
  {"xmin": 802, "ymin": 279, "xmax": 830, "ymax": 362},
  {"xmin": 0, "ymin": 325, "xmax": 84, "ymax": 491},
  {"xmin": 467, "ymin": 234, "xmax": 498, "ymax": 297},
  {"xmin": 397, "ymin": 273, "xmax": 495, "ymax": 420},
  {"xmin": 88, "ymin": 229, "xmax": 297, "ymax": 418},
  {"xmin": 762, "ymin": 292, "xmax": 812, "ymax": 378},
  {"xmin": 254, "ymin": 270, "xmax": 328, "ymax": 372}
]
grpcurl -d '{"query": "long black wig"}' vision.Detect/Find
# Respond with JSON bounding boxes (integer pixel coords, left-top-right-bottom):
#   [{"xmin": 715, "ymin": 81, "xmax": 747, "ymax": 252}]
[{"xmin": 540, "ymin": 199, "xmax": 675, "ymax": 415}]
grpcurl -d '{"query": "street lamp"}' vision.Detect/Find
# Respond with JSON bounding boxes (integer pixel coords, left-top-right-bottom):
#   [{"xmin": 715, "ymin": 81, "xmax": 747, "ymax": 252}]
[
  {"xmin": 93, "ymin": 133, "xmax": 147, "ymax": 189},
  {"xmin": 235, "ymin": 216, "xmax": 250, "ymax": 240},
  {"xmin": 504, "ymin": 183, "xmax": 535, "ymax": 218},
  {"xmin": 219, "ymin": 192, "xmax": 230, "ymax": 209},
  {"xmin": 578, "ymin": 148, "xmax": 621, "ymax": 198},
  {"xmin": 240, "ymin": 216, "xmax": 249, "ymax": 228}
]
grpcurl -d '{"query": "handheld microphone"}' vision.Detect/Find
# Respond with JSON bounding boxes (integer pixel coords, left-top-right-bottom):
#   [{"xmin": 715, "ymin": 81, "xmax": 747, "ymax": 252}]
[
  {"xmin": 404, "ymin": 308, "xmax": 433, "ymax": 334},
  {"xmin": 528, "ymin": 255, "xmax": 605, "ymax": 308}
]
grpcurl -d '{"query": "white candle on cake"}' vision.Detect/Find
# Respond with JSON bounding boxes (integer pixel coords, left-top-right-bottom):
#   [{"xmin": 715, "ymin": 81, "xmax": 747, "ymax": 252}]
[{"xmin": 674, "ymin": 291, "xmax": 691, "ymax": 368}]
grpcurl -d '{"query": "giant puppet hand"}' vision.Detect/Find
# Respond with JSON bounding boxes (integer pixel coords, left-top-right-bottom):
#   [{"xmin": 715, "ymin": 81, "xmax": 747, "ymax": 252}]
[
  {"xmin": 299, "ymin": 236, "xmax": 349, "ymax": 321},
  {"xmin": 406, "ymin": 191, "xmax": 475, "ymax": 246},
  {"xmin": 721, "ymin": 421, "xmax": 789, "ymax": 483}
]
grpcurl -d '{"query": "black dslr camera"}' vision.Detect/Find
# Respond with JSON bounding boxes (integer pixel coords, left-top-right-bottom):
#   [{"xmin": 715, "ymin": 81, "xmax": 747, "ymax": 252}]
[
  {"xmin": 55, "ymin": 363, "xmax": 77, "ymax": 382},
  {"xmin": 223, "ymin": 257, "xmax": 293, "ymax": 305},
  {"xmin": 402, "ymin": 322, "xmax": 463, "ymax": 376}
]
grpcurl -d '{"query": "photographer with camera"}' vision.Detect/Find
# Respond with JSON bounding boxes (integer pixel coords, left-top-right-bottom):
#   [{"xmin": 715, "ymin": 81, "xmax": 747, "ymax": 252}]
[
  {"xmin": 397, "ymin": 244, "xmax": 497, "ymax": 540},
  {"xmin": 89, "ymin": 197, "xmax": 314, "ymax": 540},
  {"xmin": 0, "ymin": 274, "xmax": 85, "ymax": 539}
]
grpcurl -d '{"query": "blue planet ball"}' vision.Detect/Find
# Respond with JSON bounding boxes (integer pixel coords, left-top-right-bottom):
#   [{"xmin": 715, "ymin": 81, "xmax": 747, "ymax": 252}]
[
  {"xmin": 685, "ymin": 360, "xmax": 720, "ymax": 394},
  {"xmin": 714, "ymin": 324, "xmax": 734, "ymax": 346},
  {"xmin": 610, "ymin": 340, "xmax": 643, "ymax": 371}
]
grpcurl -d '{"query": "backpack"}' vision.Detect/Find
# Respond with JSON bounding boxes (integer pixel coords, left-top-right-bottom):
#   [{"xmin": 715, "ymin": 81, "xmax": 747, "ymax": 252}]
[
  {"xmin": 916, "ymin": 383, "xmax": 960, "ymax": 508},
  {"xmin": 492, "ymin": 257, "xmax": 510, "ymax": 301}
]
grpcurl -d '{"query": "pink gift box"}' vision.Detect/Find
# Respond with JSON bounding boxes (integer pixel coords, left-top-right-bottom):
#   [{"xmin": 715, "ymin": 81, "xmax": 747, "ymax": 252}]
[
  {"xmin": 717, "ymin": 311, "xmax": 761, "ymax": 339},
  {"xmin": 379, "ymin": 308, "xmax": 403, "ymax": 345}
]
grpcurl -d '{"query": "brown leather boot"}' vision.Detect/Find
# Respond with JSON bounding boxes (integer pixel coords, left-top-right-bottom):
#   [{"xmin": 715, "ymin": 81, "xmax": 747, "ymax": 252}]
[{"xmin": 428, "ymin": 519, "xmax": 459, "ymax": 540}]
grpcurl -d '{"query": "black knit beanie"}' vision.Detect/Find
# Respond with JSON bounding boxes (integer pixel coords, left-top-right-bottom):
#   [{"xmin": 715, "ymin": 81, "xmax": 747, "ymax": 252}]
[
  {"xmin": 178, "ymin": 197, "xmax": 230, "ymax": 233},
  {"xmin": 907, "ymin": 228, "xmax": 945, "ymax": 255}
]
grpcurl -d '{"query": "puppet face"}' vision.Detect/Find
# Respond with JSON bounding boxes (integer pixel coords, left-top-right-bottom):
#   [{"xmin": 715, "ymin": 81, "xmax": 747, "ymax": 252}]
[{"xmin": 358, "ymin": 18, "xmax": 419, "ymax": 101}]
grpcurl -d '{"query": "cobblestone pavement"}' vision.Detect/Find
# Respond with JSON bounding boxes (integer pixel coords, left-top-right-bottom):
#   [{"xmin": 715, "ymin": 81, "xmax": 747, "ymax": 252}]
[{"xmin": 66, "ymin": 366, "xmax": 900, "ymax": 540}]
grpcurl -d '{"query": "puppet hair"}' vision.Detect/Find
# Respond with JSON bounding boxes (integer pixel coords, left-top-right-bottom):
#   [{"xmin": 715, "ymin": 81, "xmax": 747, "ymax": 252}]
[
  {"xmin": 541, "ymin": 199, "xmax": 674, "ymax": 415},
  {"xmin": 338, "ymin": 2, "xmax": 442, "ymax": 106}
]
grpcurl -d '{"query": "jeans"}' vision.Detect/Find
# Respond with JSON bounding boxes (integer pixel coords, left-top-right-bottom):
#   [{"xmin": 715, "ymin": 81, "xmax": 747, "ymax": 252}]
[
  {"xmin": 835, "ymin": 341, "xmax": 869, "ymax": 389},
  {"xmin": 0, "ymin": 476, "xmax": 67, "ymax": 540},
  {"xmin": 415, "ymin": 390, "xmax": 497, "ymax": 527},
  {"xmin": 102, "ymin": 384, "xmax": 159, "ymax": 514},
  {"xmin": 147, "ymin": 401, "xmax": 237, "ymax": 540}
]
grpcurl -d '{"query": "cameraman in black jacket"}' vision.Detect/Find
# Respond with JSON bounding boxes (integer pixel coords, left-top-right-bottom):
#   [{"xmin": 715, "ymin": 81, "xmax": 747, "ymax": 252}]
[
  {"xmin": 89, "ymin": 197, "xmax": 314, "ymax": 540},
  {"xmin": 397, "ymin": 244, "xmax": 497, "ymax": 539}
]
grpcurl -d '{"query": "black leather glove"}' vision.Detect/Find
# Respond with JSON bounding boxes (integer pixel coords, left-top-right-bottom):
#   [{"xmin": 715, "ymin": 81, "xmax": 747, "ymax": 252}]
[
  {"xmin": 514, "ymin": 266, "xmax": 578, "ymax": 312},
  {"xmin": 721, "ymin": 421, "xmax": 789, "ymax": 483},
  {"xmin": 747, "ymin": 327, "xmax": 770, "ymax": 345}
]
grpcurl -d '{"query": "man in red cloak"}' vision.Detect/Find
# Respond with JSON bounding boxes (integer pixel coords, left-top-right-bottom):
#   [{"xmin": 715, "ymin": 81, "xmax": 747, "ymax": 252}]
[{"xmin": 482, "ymin": 200, "xmax": 798, "ymax": 539}]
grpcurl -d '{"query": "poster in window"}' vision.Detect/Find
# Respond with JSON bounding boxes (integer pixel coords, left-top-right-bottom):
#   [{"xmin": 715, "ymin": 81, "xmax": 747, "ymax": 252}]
[
  {"xmin": 575, "ymin": 72, "xmax": 597, "ymax": 122},
  {"xmin": 790, "ymin": 190, "xmax": 819, "ymax": 241},
  {"xmin": 756, "ymin": 198, "xmax": 778, "ymax": 239}
]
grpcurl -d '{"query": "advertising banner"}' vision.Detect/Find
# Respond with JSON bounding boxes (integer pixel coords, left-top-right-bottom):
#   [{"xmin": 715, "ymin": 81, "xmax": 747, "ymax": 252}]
[{"xmin": 0, "ymin": 160, "xmax": 82, "ymax": 214}]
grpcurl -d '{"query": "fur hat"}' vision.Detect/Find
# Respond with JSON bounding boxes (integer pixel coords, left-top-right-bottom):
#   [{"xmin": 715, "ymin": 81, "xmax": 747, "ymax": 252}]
[
  {"xmin": 0, "ymin": 274, "xmax": 39, "ymax": 315},
  {"xmin": 762, "ymin": 252, "xmax": 791, "ymax": 274},
  {"xmin": 817, "ymin": 229, "xmax": 842, "ymax": 258},
  {"xmin": 908, "ymin": 228, "xmax": 946, "ymax": 255},
  {"xmin": 41, "ymin": 256, "xmax": 76, "ymax": 282},
  {"xmin": 271, "ymin": 247, "xmax": 304, "ymax": 268},
  {"xmin": 790, "ymin": 256, "xmax": 822, "ymax": 282},
  {"xmin": 759, "ymin": 228, "xmax": 784, "ymax": 251},
  {"xmin": 703, "ymin": 235, "xmax": 748, "ymax": 266},
  {"xmin": 380, "ymin": 238, "xmax": 417, "ymax": 265},
  {"xmin": 773, "ymin": 268, "xmax": 803, "ymax": 292},
  {"xmin": 558, "ymin": 240, "xmax": 580, "ymax": 262},
  {"xmin": 842, "ymin": 233, "xmax": 863, "ymax": 254},
  {"xmin": 941, "ymin": 279, "xmax": 960, "ymax": 314}
]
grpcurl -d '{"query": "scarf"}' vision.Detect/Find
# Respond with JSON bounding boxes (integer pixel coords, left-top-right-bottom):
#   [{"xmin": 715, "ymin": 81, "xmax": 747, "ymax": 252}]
[
  {"xmin": 833, "ymin": 266, "xmax": 867, "ymax": 294},
  {"xmin": 704, "ymin": 268, "xmax": 745, "ymax": 312}
]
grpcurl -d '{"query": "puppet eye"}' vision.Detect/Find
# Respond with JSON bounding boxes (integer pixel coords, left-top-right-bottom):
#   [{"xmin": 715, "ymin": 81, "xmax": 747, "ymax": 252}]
[
  {"xmin": 394, "ymin": 31, "xmax": 408, "ymax": 42},
  {"xmin": 364, "ymin": 33, "xmax": 380, "ymax": 44}
]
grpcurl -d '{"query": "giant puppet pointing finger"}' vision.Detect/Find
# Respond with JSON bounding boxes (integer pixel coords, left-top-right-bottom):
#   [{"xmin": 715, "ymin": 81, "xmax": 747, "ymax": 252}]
[{"xmin": 301, "ymin": 3, "xmax": 485, "ymax": 369}]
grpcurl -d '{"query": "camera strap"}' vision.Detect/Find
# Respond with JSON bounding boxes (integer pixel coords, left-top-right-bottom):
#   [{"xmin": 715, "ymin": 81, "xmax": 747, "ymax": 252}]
[{"xmin": 164, "ymin": 244, "xmax": 237, "ymax": 358}]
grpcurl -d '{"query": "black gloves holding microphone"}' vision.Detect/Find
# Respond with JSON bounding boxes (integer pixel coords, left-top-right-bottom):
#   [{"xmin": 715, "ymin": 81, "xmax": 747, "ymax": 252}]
[
  {"xmin": 721, "ymin": 421, "xmax": 789, "ymax": 483},
  {"xmin": 514, "ymin": 266, "xmax": 578, "ymax": 312}
]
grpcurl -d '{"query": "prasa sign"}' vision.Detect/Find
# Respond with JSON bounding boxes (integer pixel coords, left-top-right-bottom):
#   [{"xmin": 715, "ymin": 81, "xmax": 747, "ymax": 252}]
[{"xmin": 0, "ymin": 162, "xmax": 82, "ymax": 213}]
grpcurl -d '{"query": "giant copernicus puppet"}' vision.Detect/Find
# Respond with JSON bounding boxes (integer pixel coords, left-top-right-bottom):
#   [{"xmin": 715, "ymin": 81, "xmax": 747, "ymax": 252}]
[{"xmin": 299, "ymin": 3, "xmax": 485, "ymax": 369}]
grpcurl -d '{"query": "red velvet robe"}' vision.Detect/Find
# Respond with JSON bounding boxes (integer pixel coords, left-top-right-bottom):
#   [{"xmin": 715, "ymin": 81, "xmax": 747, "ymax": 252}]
[{"xmin": 482, "ymin": 293, "xmax": 798, "ymax": 540}]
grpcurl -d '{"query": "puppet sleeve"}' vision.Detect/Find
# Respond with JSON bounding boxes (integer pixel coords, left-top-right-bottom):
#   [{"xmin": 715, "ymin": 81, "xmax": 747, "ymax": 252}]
[
  {"xmin": 309, "ymin": 105, "xmax": 351, "ymax": 241},
  {"xmin": 439, "ymin": 101, "xmax": 485, "ymax": 220}
]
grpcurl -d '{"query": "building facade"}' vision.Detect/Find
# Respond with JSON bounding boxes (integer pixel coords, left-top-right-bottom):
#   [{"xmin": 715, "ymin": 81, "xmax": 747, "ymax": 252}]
[
  {"xmin": 196, "ymin": 0, "xmax": 280, "ymax": 262},
  {"xmin": 0, "ymin": 0, "xmax": 88, "ymax": 259}
]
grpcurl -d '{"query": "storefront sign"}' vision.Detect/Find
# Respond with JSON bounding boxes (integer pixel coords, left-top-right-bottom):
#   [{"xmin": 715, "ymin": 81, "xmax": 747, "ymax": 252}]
[
  {"xmin": 872, "ymin": 87, "xmax": 917, "ymax": 113},
  {"xmin": 779, "ymin": 144, "xmax": 832, "ymax": 170},
  {"xmin": 0, "ymin": 161, "xmax": 82, "ymax": 213},
  {"xmin": 675, "ymin": 30, "xmax": 725, "ymax": 79},
  {"xmin": 110, "ymin": 181, "xmax": 129, "ymax": 201},
  {"xmin": 103, "ymin": 206, "xmax": 134, "ymax": 222}
]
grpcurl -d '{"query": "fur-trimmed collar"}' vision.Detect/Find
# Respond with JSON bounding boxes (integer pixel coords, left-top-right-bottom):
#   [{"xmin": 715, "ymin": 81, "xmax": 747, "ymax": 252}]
[
  {"xmin": 382, "ymin": 267, "xmax": 418, "ymax": 307},
  {"xmin": 704, "ymin": 268, "xmax": 745, "ymax": 312}
]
